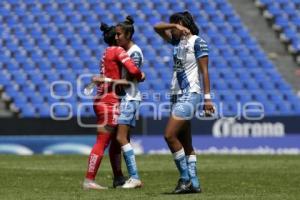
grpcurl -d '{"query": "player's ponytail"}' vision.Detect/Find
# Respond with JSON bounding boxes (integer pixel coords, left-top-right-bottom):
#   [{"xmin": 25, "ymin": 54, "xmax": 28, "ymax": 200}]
[
  {"xmin": 116, "ymin": 15, "xmax": 135, "ymax": 40},
  {"xmin": 100, "ymin": 22, "xmax": 116, "ymax": 46},
  {"xmin": 182, "ymin": 11, "xmax": 199, "ymax": 35}
]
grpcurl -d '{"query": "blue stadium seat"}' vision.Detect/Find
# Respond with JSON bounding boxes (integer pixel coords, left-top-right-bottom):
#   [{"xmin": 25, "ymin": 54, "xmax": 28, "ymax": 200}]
[
  {"xmin": 28, "ymin": 94, "xmax": 45, "ymax": 105},
  {"xmin": 19, "ymin": 104, "xmax": 36, "ymax": 117},
  {"xmin": 52, "ymin": 104, "xmax": 71, "ymax": 117},
  {"xmin": 139, "ymin": 83, "xmax": 151, "ymax": 92},
  {"xmin": 35, "ymin": 104, "xmax": 50, "ymax": 117},
  {"xmin": 257, "ymin": 0, "xmax": 300, "ymax": 53},
  {"xmin": 13, "ymin": 94, "xmax": 28, "ymax": 105},
  {"xmin": 227, "ymin": 79, "xmax": 243, "ymax": 90}
]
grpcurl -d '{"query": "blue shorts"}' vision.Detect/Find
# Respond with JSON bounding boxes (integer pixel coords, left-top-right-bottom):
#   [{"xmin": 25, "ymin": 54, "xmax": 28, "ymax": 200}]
[
  {"xmin": 171, "ymin": 92, "xmax": 201, "ymax": 120},
  {"xmin": 117, "ymin": 98, "xmax": 140, "ymax": 127}
]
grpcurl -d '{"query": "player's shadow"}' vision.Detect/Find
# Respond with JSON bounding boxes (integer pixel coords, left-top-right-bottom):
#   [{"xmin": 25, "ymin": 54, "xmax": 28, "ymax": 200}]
[
  {"xmin": 161, "ymin": 192, "xmax": 175, "ymax": 195},
  {"xmin": 161, "ymin": 192, "xmax": 193, "ymax": 195}
]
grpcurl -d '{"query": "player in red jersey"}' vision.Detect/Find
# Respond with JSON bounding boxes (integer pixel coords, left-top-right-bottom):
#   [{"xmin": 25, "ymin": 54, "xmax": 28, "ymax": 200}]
[{"xmin": 83, "ymin": 23, "xmax": 144, "ymax": 190}]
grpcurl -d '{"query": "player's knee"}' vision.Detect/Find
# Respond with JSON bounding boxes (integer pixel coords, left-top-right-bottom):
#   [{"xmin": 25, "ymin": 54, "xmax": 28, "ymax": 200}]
[
  {"xmin": 116, "ymin": 134, "xmax": 122, "ymax": 144},
  {"xmin": 116, "ymin": 134, "xmax": 126, "ymax": 145},
  {"xmin": 92, "ymin": 147, "xmax": 105, "ymax": 157},
  {"xmin": 164, "ymin": 132, "xmax": 176, "ymax": 143},
  {"xmin": 164, "ymin": 135, "xmax": 170, "ymax": 143}
]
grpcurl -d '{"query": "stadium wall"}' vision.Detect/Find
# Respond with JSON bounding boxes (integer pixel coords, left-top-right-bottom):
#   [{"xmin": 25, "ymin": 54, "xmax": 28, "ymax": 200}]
[
  {"xmin": 1, "ymin": 116, "xmax": 300, "ymax": 155},
  {"xmin": 0, "ymin": 116, "xmax": 299, "ymax": 136},
  {"xmin": 1, "ymin": 135, "xmax": 300, "ymax": 155}
]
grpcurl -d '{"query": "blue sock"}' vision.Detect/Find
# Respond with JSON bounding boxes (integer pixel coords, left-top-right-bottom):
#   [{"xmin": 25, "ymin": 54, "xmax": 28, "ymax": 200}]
[
  {"xmin": 187, "ymin": 155, "xmax": 200, "ymax": 188},
  {"xmin": 173, "ymin": 148, "xmax": 189, "ymax": 181},
  {"xmin": 122, "ymin": 143, "xmax": 139, "ymax": 179}
]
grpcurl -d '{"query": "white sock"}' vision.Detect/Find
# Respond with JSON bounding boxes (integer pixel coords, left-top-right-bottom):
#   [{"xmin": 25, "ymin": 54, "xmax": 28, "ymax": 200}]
[
  {"xmin": 173, "ymin": 148, "xmax": 185, "ymax": 160},
  {"xmin": 121, "ymin": 143, "xmax": 133, "ymax": 153},
  {"xmin": 186, "ymin": 155, "xmax": 197, "ymax": 163}
]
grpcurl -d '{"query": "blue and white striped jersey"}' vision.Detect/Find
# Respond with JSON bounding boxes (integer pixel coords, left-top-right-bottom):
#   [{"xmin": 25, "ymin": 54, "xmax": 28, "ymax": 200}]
[
  {"xmin": 122, "ymin": 44, "xmax": 144, "ymax": 101},
  {"xmin": 171, "ymin": 35, "xmax": 209, "ymax": 94}
]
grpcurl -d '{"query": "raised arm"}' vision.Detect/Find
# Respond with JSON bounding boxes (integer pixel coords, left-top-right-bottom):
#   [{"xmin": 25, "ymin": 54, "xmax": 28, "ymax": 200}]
[{"xmin": 153, "ymin": 22, "xmax": 190, "ymax": 43}]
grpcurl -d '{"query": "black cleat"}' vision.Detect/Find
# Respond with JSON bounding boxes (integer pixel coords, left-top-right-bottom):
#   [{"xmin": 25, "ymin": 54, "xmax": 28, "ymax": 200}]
[
  {"xmin": 113, "ymin": 176, "xmax": 127, "ymax": 188},
  {"xmin": 172, "ymin": 179, "xmax": 192, "ymax": 194},
  {"xmin": 189, "ymin": 186, "xmax": 202, "ymax": 193}
]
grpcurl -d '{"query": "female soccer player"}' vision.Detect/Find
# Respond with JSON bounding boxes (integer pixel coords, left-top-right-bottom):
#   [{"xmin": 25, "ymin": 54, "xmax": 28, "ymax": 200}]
[
  {"xmin": 154, "ymin": 11, "xmax": 215, "ymax": 194},
  {"xmin": 114, "ymin": 16, "xmax": 144, "ymax": 189},
  {"xmin": 83, "ymin": 23, "xmax": 144, "ymax": 190}
]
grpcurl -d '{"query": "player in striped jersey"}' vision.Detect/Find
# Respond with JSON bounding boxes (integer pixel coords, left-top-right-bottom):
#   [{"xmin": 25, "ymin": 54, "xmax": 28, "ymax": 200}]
[
  {"xmin": 114, "ymin": 16, "xmax": 144, "ymax": 189},
  {"xmin": 83, "ymin": 23, "xmax": 144, "ymax": 190},
  {"xmin": 154, "ymin": 11, "xmax": 215, "ymax": 194}
]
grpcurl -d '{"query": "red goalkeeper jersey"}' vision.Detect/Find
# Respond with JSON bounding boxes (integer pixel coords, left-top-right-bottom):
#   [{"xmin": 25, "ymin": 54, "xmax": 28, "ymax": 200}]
[{"xmin": 96, "ymin": 46, "xmax": 143, "ymax": 103}]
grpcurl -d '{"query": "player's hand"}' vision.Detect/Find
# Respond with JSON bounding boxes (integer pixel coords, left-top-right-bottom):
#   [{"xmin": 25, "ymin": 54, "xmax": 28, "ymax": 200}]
[
  {"xmin": 203, "ymin": 99, "xmax": 215, "ymax": 117},
  {"xmin": 92, "ymin": 75, "xmax": 101, "ymax": 83},
  {"xmin": 175, "ymin": 24, "xmax": 190, "ymax": 36},
  {"xmin": 140, "ymin": 72, "xmax": 146, "ymax": 82},
  {"xmin": 92, "ymin": 75, "xmax": 106, "ymax": 83}
]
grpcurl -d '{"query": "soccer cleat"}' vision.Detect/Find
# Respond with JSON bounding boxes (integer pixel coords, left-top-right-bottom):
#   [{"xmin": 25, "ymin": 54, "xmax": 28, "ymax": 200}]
[
  {"xmin": 121, "ymin": 177, "xmax": 143, "ymax": 189},
  {"xmin": 83, "ymin": 179, "xmax": 108, "ymax": 190},
  {"xmin": 189, "ymin": 186, "xmax": 202, "ymax": 193},
  {"xmin": 172, "ymin": 179, "xmax": 192, "ymax": 194},
  {"xmin": 113, "ymin": 176, "xmax": 127, "ymax": 188}
]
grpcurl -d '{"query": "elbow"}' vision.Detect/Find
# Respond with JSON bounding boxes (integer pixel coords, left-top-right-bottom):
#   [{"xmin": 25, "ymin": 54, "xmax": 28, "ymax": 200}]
[
  {"xmin": 201, "ymin": 67, "xmax": 208, "ymax": 75},
  {"xmin": 136, "ymin": 72, "xmax": 143, "ymax": 81},
  {"xmin": 153, "ymin": 23, "xmax": 160, "ymax": 29},
  {"xmin": 130, "ymin": 69, "xmax": 142, "ymax": 80},
  {"xmin": 153, "ymin": 26, "xmax": 159, "ymax": 33},
  {"xmin": 202, "ymin": 70, "xmax": 209, "ymax": 78},
  {"xmin": 153, "ymin": 23, "xmax": 163, "ymax": 33},
  {"xmin": 135, "ymin": 72, "xmax": 143, "ymax": 81}
]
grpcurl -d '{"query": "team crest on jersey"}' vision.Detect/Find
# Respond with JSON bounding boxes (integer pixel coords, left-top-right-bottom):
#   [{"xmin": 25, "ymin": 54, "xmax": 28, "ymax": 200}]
[{"xmin": 173, "ymin": 53, "xmax": 184, "ymax": 72}]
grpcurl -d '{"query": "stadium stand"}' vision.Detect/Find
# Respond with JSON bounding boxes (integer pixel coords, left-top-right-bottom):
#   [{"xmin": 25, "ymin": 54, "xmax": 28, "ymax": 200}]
[
  {"xmin": 0, "ymin": 0, "xmax": 300, "ymax": 118},
  {"xmin": 255, "ymin": 0, "xmax": 300, "ymax": 63}
]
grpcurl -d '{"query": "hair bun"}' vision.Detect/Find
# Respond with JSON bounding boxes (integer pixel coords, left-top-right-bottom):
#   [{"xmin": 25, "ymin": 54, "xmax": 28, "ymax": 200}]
[
  {"xmin": 124, "ymin": 15, "xmax": 134, "ymax": 25},
  {"xmin": 100, "ymin": 22, "xmax": 109, "ymax": 32}
]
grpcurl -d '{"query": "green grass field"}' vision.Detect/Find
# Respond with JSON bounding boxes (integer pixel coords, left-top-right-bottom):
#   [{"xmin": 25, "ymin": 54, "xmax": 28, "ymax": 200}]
[{"xmin": 0, "ymin": 155, "xmax": 299, "ymax": 200}]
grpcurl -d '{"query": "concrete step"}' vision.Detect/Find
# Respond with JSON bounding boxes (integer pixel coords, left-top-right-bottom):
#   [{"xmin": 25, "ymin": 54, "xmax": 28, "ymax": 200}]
[{"xmin": 228, "ymin": 0, "xmax": 300, "ymax": 93}]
